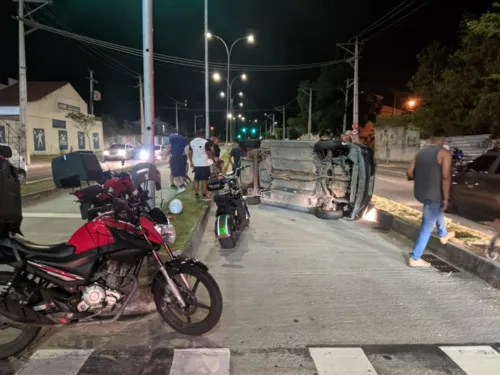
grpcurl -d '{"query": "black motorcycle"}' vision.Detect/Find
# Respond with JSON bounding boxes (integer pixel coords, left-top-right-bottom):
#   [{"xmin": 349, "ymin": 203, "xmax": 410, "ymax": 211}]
[{"xmin": 208, "ymin": 167, "xmax": 250, "ymax": 249}]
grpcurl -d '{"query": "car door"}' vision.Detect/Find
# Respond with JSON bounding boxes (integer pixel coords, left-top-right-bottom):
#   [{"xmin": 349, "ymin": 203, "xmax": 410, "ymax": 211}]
[{"xmin": 454, "ymin": 154, "xmax": 499, "ymax": 221}]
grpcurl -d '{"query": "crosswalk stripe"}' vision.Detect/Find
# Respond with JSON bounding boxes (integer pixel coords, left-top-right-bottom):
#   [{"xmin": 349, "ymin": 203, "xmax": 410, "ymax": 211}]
[
  {"xmin": 439, "ymin": 345, "xmax": 500, "ymax": 375},
  {"xmin": 169, "ymin": 348, "xmax": 230, "ymax": 375},
  {"xmin": 14, "ymin": 349, "xmax": 94, "ymax": 375},
  {"xmin": 309, "ymin": 347, "xmax": 379, "ymax": 375}
]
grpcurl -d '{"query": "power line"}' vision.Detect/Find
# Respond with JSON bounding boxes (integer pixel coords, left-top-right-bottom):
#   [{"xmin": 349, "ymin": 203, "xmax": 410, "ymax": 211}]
[
  {"xmin": 40, "ymin": 9, "xmax": 139, "ymax": 78},
  {"xmin": 364, "ymin": 2, "xmax": 428, "ymax": 41},
  {"xmin": 351, "ymin": 0, "xmax": 416, "ymax": 40},
  {"xmin": 20, "ymin": 18, "xmax": 344, "ymax": 72}
]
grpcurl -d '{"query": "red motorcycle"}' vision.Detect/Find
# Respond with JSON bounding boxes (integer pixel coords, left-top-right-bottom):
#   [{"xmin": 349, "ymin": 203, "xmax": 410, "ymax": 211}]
[{"xmin": 0, "ymin": 195, "xmax": 223, "ymax": 359}]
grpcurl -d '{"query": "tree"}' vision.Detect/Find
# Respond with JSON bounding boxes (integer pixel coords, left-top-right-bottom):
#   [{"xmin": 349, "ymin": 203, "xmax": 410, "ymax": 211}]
[
  {"xmin": 66, "ymin": 112, "xmax": 96, "ymax": 150},
  {"xmin": 409, "ymin": 2, "xmax": 500, "ymax": 136}
]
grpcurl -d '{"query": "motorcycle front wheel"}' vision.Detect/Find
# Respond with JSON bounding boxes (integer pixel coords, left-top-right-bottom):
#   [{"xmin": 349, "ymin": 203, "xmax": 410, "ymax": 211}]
[
  {"xmin": 153, "ymin": 264, "xmax": 223, "ymax": 336},
  {"xmin": 0, "ymin": 272, "xmax": 41, "ymax": 360}
]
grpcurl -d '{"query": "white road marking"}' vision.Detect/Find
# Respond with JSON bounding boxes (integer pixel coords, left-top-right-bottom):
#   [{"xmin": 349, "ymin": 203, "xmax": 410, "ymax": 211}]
[
  {"xmin": 15, "ymin": 349, "xmax": 94, "ymax": 375},
  {"xmin": 22, "ymin": 213, "xmax": 82, "ymax": 219},
  {"xmin": 309, "ymin": 347, "xmax": 379, "ymax": 375},
  {"xmin": 169, "ymin": 348, "xmax": 230, "ymax": 375},
  {"xmin": 440, "ymin": 346, "xmax": 500, "ymax": 375}
]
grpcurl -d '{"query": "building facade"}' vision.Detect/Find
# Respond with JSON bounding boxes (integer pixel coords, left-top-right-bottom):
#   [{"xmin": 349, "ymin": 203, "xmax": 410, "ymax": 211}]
[{"xmin": 0, "ymin": 81, "xmax": 103, "ymax": 159}]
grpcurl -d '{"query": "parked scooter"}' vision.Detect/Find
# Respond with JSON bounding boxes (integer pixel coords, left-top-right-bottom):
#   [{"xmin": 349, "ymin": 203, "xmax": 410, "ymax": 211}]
[{"xmin": 208, "ymin": 166, "xmax": 250, "ymax": 249}]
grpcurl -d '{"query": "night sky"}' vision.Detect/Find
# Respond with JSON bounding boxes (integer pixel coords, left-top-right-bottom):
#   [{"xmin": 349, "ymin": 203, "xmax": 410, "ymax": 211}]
[{"xmin": 0, "ymin": 0, "xmax": 495, "ymax": 133}]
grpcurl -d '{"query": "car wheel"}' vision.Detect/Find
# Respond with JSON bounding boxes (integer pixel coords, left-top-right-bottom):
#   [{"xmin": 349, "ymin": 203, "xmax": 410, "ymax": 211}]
[{"xmin": 315, "ymin": 207, "xmax": 343, "ymax": 220}]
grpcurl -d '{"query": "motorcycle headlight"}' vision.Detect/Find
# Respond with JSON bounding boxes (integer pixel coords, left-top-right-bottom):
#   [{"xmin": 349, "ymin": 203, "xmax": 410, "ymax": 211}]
[
  {"xmin": 154, "ymin": 223, "xmax": 176, "ymax": 245},
  {"xmin": 140, "ymin": 150, "xmax": 149, "ymax": 160}
]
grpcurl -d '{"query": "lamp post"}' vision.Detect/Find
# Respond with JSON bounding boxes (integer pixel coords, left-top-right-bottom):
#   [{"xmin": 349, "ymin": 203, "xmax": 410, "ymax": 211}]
[{"xmin": 207, "ymin": 32, "xmax": 254, "ymax": 143}]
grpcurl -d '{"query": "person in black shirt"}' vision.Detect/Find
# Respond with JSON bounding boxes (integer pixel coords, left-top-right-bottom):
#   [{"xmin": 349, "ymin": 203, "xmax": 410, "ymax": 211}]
[
  {"xmin": 209, "ymin": 135, "xmax": 222, "ymax": 172},
  {"xmin": 230, "ymin": 141, "xmax": 245, "ymax": 176}
]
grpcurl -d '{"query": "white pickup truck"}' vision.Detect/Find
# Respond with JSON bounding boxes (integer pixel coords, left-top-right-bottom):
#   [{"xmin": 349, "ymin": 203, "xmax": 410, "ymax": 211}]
[{"xmin": 0, "ymin": 143, "xmax": 28, "ymax": 184}]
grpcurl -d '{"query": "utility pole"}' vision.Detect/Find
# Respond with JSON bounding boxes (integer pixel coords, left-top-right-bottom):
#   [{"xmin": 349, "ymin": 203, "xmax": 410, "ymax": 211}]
[
  {"xmin": 142, "ymin": 0, "xmax": 155, "ymax": 206},
  {"xmin": 274, "ymin": 106, "xmax": 286, "ymax": 140},
  {"xmin": 337, "ymin": 38, "xmax": 362, "ymax": 142},
  {"xmin": 175, "ymin": 102, "xmax": 179, "ymax": 132},
  {"xmin": 194, "ymin": 114, "xmax": 203, "ymax": 135},
  {"xmin": 137, "ymin": 76, "xmax": 145, "ymax": 144},
  {"xmin": 15, "ymin": 0, "xmax": 50, "ymax": 165},
  {"xmin": 87, "ymin": 70, "xmax": 98, "ymax": 115},
  {"xmin": 353, "ymin": 39, "xmax": 360, "ymax": 142},
  {"xmin": 342, "ymin": 79, "xmax": 353, "ymax": 133},
  {"xmin": 300, "ymin": 88, "xmax": 313, "ymax": 139},
  {"xmin": 204, "ymin": 0, "xmax": 210, "ymax": 138}
]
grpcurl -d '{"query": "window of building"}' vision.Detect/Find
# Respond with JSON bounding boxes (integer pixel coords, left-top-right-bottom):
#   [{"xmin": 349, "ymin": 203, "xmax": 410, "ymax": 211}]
[{"xmin": 52, "ymin": 119, "xmax": 66, "ymax": 129}]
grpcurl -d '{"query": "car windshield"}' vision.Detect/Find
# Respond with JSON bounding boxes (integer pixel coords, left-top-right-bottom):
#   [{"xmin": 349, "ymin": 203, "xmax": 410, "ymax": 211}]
[{"xmin": 110, "ymin": 144, "xmax": 126, "ymax": 149}]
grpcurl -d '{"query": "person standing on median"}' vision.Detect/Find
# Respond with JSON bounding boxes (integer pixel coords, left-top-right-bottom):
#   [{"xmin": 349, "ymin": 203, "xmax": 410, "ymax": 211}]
[
  {"xmin": 166, "ymin": 130, "xmax": 187, "ymax": 194},
  {"xmin": 406, "ymin": 129, "xmax": 455, "ymax": 268},
  {"xmin": 189, "ymin": 129, "xmax": 214, "ymax": 199}
]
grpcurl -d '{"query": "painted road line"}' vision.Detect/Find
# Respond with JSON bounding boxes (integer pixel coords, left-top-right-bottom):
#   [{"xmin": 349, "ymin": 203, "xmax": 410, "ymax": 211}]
[
  {"xmin": 169, "ymin": 348, "xmax": 230, "ymax": 375},
  {"xmin": 15, "ymin": 349, "xmax": 94, "ymax": 375},
  {"xmin": 309, "ymin": 347, "xmax": 379, "ymax": 375},
  {"xmin": 440, "ymin": 345, "xmax": 500, "ymax": 375},
  {"xmin": 22, "ymin": 213, "xmax": 82, "ymax": 219}
]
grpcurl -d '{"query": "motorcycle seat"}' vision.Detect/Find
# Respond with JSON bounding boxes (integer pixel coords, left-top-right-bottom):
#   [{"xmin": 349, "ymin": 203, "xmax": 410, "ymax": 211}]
[{"xmin": 11, "ymin": 235, "xmax": 75, "ymax": 258}]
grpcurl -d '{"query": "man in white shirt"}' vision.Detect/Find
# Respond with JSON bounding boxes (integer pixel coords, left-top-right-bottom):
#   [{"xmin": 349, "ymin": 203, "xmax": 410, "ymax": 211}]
[{"xmin": 189, "ymin": 129, "xmax": 214, "ymax": 199}]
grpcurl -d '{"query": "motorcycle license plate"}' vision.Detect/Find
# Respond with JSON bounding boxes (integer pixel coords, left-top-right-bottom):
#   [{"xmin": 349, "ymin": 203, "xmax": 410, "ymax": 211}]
[{"xmin": 368, "ymin": 176, "xmax": 374, "ymax": 196}]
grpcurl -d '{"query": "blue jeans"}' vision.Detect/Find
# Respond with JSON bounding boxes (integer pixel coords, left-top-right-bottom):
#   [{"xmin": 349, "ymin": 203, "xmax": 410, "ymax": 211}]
[{"xmin": 411, "ymin": 200, "xmax": 448, "ymax": 260}]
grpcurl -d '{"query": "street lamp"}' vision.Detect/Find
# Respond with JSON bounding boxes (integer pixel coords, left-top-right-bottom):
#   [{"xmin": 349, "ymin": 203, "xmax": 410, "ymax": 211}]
[
  {"xmin": 241, "ymin": 74, "xmax": 247, "ymax": 81},
  {"xmin": 238, "ymin": 114, "xmax": 242, "ymax": 118},
  {"xmin": 241, "ymin": 116, "xmax": 245, "ymax": 121},
  {"xmin": 238, "ymin": 92, "xmax": 244, "ymax": 97},
  {"xmin": 239, "ymin": 102, "xmax": 244, "ymax": 108},
  {"xmin": 254, "ymin": 119, "xmax": 258, "ymax": 123},
  {"xmin": 227, "ymin": 113, "xmax": 233, "ymax": 119},
  {"xmin": 213, "ymin": 72, "xmax": 221, "ymax": 82},
  {"xmin": 206, "ymin": 31, "xmax": 255, "ymax": 143},
  {"xmin": 219, "ymin": 91, "xmax": 225, "ymax": 98},
  {"xmin": 407, "ymin": 100, "xmax": 416, "ymax": 108}
]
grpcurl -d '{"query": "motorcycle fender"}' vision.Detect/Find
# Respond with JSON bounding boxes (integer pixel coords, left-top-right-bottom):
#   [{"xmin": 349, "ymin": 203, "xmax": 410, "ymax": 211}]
[
  {"xmin": 215, "ymin": 215, "xmax": 232, "ymax": 239},
  {"xmin": 150, "ymin": 257, "xmax": 208, "ymax": 292}
]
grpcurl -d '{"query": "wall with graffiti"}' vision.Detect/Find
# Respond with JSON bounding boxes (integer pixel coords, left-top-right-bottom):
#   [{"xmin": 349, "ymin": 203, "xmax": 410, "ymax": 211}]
[{"xmin": 375, "ymin": 126, "xmax": 421, "ymax": 162}]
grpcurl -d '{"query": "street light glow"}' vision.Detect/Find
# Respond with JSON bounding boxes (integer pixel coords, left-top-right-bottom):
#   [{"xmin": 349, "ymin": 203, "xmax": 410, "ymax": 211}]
[
  {"xmin": 238, "ymin": 92, "xmax": 244, "ymax": 97},
  {"xmin": 219, "ymin": 92, "xmax": 225, "ymax": 98},
  {"xmin": 241, "ymin": 74, "xmax": 247, "ymax": 81},
  {"xmin": 227, "ymin": 113, "xmax": 233, "ymax": 119},
  {"xmin": 239, "ymin": 102, "xmax": 244, "ymax": 107},
  {"xmin": 408, "ymin": 100, "xmax": 416, "ymax": 108},
  {"xmin": 206, "ymin": 32, "xmax": 212, "ymax": 39},
  {"xmin": 213, "ymin": 72, "xmax": 221, "ymax": 81},
  {"xmin": 247, "ymin": 34, "xmax": 255, "ymax": 43},
  {"xmin": 242, "ymin": 117, "xmax": 245, "ymax": 121},
  {"xmin": 254, "ymin": 119, "xmax": 258, "ymax": 123},
  {"xmin": 238, "ymin": 114, "xmax": 242, "ymax": 118}
]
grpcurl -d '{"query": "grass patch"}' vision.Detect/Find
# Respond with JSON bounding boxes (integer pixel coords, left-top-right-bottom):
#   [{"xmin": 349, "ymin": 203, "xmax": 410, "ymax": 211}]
[
  {"xmin": 371, "ymin": 195, "xmax": 494, "ymax": 258},
  {"xmin": 163, "ymin": 184, "xmax": 208, "ymax": 252},
  {"xmin": 21, "ymin": 165, "xmax": 135, "ymax": 197},
  {"xmin": 21, "ymin": 179, "xmax": 56, "ymax": 196}
]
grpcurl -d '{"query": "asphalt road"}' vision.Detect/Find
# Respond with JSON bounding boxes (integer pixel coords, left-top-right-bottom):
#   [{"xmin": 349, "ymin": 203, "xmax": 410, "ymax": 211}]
[
  {"xmin": 3, "ymin": 202, "xmax": 500, "ymax": 374},
  {"xmin": 375, "ymin": 165, "xmax": 499, "ymax": 236}
]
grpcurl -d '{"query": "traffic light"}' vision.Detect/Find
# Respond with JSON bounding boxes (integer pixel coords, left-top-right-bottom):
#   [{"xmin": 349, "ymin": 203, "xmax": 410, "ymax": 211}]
[
  {"xmin": 236, "ymin": 134, "xmax": 241, "ymax": 139},
  {"xmin": 242, "ymin": 128, "xmax": 247, "ymax": 133},
  {"xmin": 251, "ymin": 128, "xmax": 256, "ymax": 135}
]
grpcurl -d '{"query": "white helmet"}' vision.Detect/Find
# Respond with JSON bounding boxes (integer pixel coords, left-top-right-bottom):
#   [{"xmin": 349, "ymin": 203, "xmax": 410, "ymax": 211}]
[{"xmin": 169, "ymin": 198, "xmax": 183, "ymax": 214}]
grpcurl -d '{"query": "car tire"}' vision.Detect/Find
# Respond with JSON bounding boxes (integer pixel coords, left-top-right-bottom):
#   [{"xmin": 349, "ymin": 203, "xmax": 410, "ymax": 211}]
[
  {"xmin": 314, "ymin": 140, "xmax": 344, "ymax": 152},
  {"xmin": 239, "ymin": 139, "xmax": 261, "ymax": 149},
  {"xmin": 315, "ymin": 207, "xmax": 343, "ymax": 220}
]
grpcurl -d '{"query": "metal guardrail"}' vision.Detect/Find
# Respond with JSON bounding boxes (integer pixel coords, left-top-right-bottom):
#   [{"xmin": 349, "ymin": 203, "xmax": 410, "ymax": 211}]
[{"xmin": 420, "ymin": 134, "xmax": 499, "ymax": 161}]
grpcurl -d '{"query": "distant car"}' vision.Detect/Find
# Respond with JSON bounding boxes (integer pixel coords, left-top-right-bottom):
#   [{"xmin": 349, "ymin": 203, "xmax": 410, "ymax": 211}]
[
  {"xmin": 0, "ymin": 143, "xmax": 27, "ymax": 184},
  {"xmin": 102, "ymin": 143, "xmax": 135, "ymax": 161},
  {"xmin": 136, "ymin": 145, "xmax": 167, "ymax": 161},
  {"xmin": 449, "ymin": 148, "xmax": 500, "ymax": 221}
]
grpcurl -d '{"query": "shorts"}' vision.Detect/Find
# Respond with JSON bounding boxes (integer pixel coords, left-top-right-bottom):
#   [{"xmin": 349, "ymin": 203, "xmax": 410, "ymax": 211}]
[{"xmin": 194, "ymin": 166, "xmax": 211, "ymax": 181}]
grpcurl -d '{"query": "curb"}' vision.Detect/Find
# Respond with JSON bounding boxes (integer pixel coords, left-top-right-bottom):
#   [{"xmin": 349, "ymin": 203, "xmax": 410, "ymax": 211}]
[
  {"xmin": 21, "ymin": 188, "xmax": 68, "ymax": 207},
  {"xmin": 374, "ymin": 209, "xmax": 500, "ymax": 288},
  {"xmin": 125, "ymin": 202, "xmax": 212, "ymax": 316}
]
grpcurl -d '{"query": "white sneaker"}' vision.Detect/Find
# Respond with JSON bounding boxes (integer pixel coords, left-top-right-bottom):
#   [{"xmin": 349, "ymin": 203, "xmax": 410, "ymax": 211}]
[{"xmin": 176, "ymin": 187, "xmax": 186, "ymax": 195}]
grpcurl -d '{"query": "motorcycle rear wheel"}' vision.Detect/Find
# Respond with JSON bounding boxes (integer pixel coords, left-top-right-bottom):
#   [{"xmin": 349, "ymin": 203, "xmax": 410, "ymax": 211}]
[
  {"xmin": 153, "ymin": 264, "xmax": 223, "ymax": 336},
  {"xmin": 0, "ymin": 272, "xmax": 41, "ymax": 360}
]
